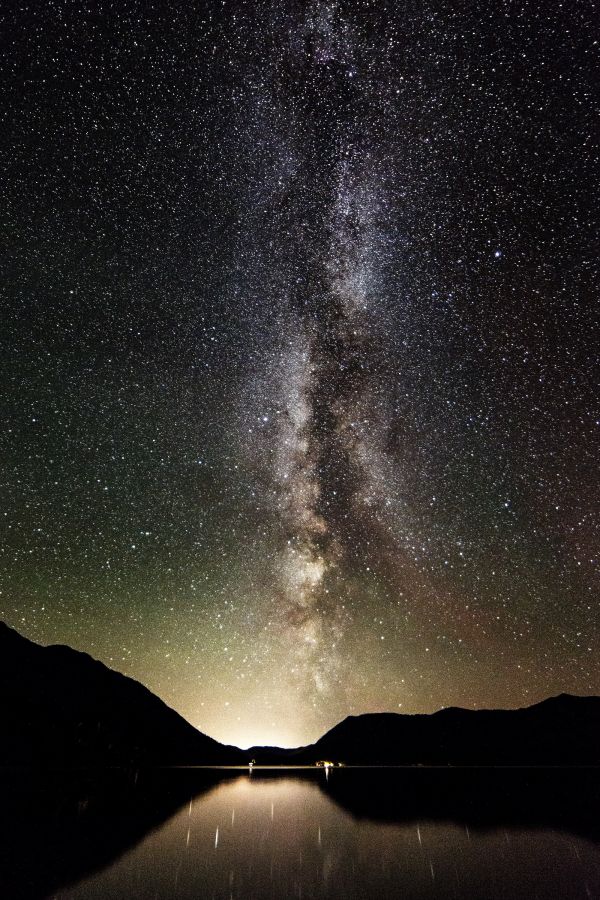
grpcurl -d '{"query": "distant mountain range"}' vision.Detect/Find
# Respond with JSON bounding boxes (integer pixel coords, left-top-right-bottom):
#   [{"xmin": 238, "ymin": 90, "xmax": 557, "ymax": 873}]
[
  {"xmin": 259, "ymin": 694, "xmax": 600, "ymax": 766},
  {"xmin": 2, "ymin": 622, "xmax": 599, "ymax": 766}
]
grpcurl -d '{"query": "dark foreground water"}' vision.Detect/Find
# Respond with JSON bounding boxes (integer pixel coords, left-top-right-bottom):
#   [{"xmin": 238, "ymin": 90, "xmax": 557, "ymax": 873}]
[{"xmin": 3, "ymin": 768, "xmax": 600, "ymax": 899}]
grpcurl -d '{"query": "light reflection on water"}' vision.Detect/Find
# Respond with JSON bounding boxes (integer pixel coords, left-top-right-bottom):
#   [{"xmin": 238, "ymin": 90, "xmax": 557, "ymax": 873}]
[{"xmin": 55, "ymin": 772, "xmax": 600, "ymax": 900}]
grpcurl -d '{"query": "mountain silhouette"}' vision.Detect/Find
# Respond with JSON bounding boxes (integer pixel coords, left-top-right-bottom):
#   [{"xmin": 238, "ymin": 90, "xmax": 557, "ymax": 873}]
[
  {"xmin": 0, "ymin": 621, "xmax": 244, "ymax": 765},
  {"xmin": 250, "ymin": 695, "xmax": 600, "ymax": 765},
  {"xmin": 3, "ymin": 622, "xmax": 599, "ymax": 766}
]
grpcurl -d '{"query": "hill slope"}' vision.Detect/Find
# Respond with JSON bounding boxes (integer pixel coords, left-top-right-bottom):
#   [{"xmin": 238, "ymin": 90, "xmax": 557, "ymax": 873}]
[{"xmin": 0, "ymin": 622, "xmax": 244, "ymax": 765}]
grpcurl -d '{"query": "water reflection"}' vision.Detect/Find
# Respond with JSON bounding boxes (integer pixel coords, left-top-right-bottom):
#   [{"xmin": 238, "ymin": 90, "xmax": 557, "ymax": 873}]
[
  {"xmin": 0, "ymin": 768, "xmax": 229, "ymax": 900},
  {"xmin": 3, "ymin": 768, "xmax": 600, "ymax": 899}
]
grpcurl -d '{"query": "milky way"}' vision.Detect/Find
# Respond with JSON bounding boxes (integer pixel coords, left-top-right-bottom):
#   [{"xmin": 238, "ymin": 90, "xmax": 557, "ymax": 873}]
[{"xmin": 1, "ymin": 1, "xmax": 598, "ymax": 746}]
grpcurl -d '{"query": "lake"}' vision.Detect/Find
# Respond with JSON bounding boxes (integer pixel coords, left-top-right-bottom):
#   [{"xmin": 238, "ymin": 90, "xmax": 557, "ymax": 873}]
[{"xmin": 3, "ymin": 768, "xmax": 600, "ymax": 899}]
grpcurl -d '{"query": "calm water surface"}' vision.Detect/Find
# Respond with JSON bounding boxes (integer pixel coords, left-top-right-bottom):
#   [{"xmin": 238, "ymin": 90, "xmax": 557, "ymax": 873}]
[{"xmin": 48, "ymin": 770, "xmax": 600, "ymax": 900}]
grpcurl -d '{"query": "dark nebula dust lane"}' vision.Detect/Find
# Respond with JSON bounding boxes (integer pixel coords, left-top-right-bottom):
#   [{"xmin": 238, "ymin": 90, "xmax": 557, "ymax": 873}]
[{"xmin": 0, "ymin": 1, "xmax": 598, "ymax": 746}]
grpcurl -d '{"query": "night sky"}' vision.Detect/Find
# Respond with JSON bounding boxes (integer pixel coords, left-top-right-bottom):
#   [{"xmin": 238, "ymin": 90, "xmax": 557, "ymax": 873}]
[{"xmin": 1, "ymin": 1, "xmax": 598, "ymax": 748}]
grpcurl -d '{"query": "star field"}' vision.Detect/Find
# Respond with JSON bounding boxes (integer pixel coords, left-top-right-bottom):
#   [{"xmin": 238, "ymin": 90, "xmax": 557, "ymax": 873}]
[{"xmin": 1, "ymin": 0, "xmax": 598, "ymax": 747}]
